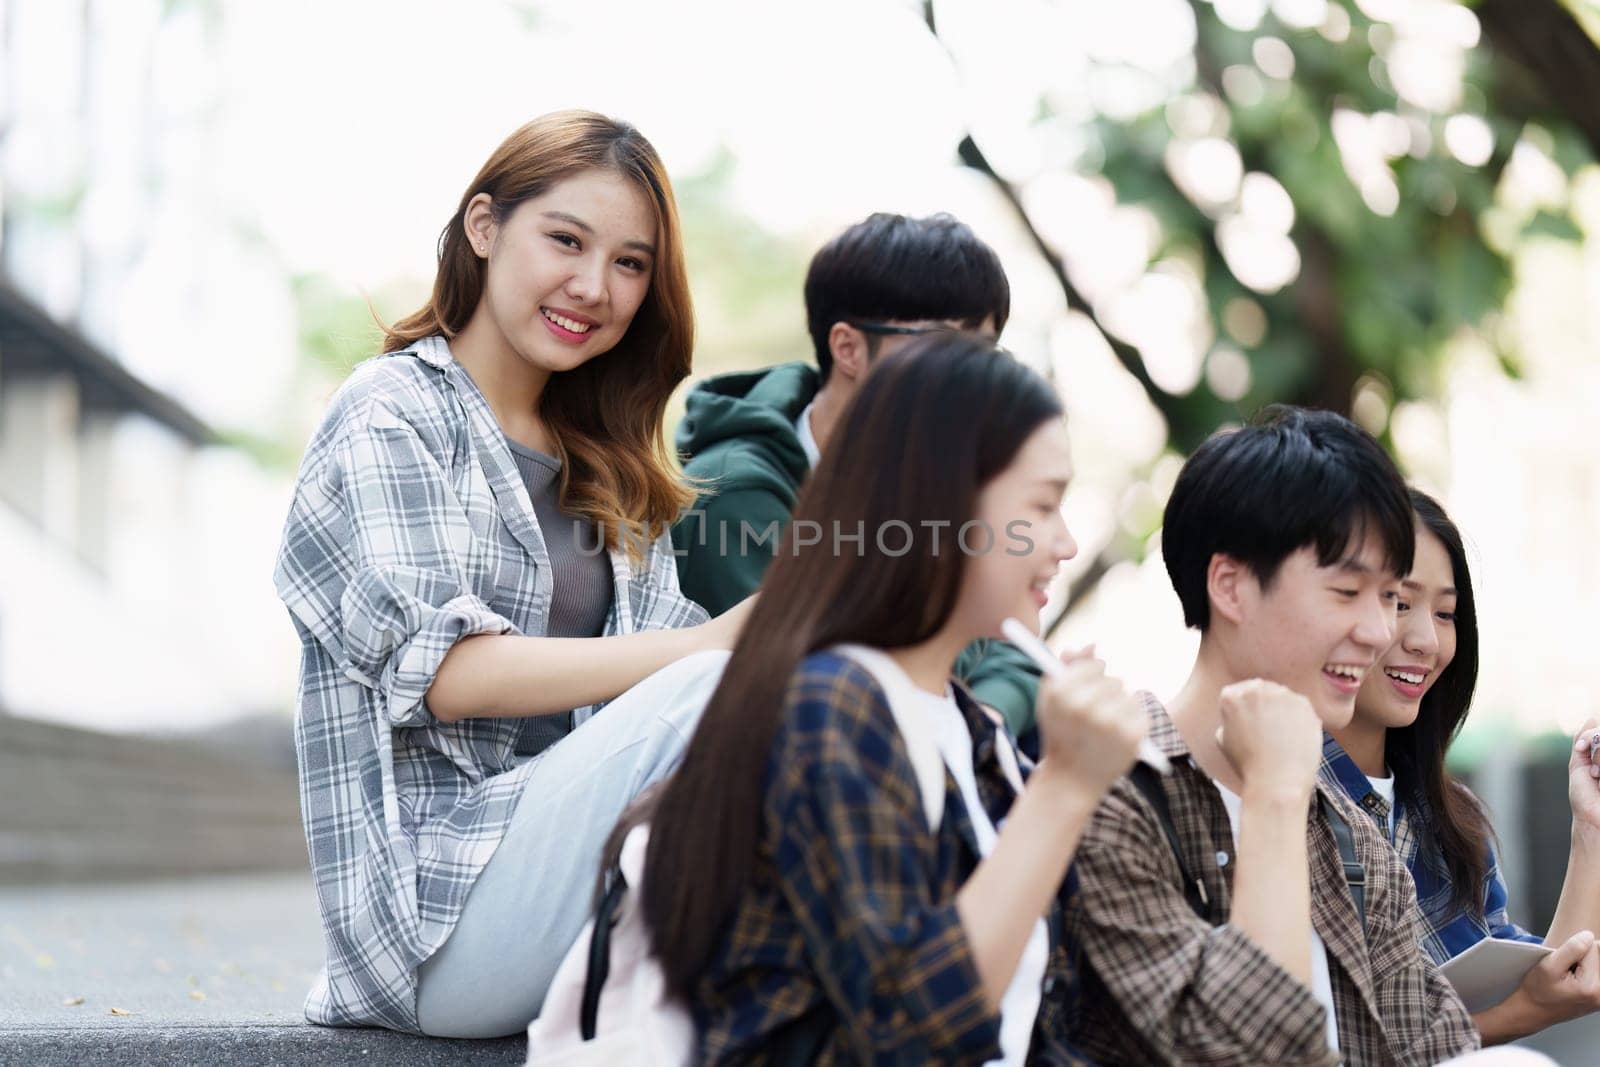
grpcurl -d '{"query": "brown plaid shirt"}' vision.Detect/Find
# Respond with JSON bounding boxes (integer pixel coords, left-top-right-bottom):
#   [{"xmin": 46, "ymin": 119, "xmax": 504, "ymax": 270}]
[{"xmin": 1063, "ymin": 695, "xmax": 1479, "ymax": 1066}]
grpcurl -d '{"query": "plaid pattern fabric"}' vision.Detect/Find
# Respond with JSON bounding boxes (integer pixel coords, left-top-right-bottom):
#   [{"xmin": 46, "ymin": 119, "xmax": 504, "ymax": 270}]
[
  {"xmin": 1063, "ymin": 694, "xmax": 1479, "ymax": 1066},
  {"xmin": 693, "ymin": 650, "xmax": 1093, "ymax": 1065},
  {"xmin": 1319, "ymin": 736, "xmax": 1541, "ymax": 965},
  {"xmin": 273, "ymin": 336, "xmax": 707, "ymax": 1032}
]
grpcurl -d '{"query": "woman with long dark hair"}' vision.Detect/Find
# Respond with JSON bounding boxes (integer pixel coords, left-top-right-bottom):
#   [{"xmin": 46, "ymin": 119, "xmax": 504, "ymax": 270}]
[
  {"xmin": 274, "ymin": 111, "xmax": 750, "ymax": 1038},
  {"xmin": 1323, "ymin": 488, "xmax": 1600, "ymax": 1042},
  {"xmin": 621, "ymin": 333, "xmax": 1148, "ymax": 1063}
]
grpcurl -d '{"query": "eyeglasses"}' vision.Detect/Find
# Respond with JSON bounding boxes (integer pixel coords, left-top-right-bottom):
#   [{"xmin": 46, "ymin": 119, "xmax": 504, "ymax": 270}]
[{"xmin": 844, "ymin": 321, "xmax": 952, "ymax": 337}]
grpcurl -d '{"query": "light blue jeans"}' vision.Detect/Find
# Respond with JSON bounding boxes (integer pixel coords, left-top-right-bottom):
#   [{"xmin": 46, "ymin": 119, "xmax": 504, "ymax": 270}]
[{"xmin": 414, "ymin": 649, "xmax": 730, "ymax": 1038}]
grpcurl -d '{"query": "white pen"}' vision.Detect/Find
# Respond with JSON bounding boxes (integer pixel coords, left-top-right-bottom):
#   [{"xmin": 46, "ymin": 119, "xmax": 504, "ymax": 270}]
[{"xmin": 1000, "ymin": 617, "xmax": 1171, "ymax": 775}]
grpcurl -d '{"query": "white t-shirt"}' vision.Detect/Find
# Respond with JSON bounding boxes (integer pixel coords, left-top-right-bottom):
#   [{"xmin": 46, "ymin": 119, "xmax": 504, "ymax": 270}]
[
  {"xmin": 1212, "ymin": 780, "xmax": 1340, "ymax": 1053},
  {"xmin": 1366, "ymin": 773, "xmax": 1398, "ymax": 837},
  {"xmin": 909, "ymin": 684, "xmax": 1049, "ymax": 1067},
  {"xmin": 794, "ymin": 400, "xmax": 821, "ymax": 470}
]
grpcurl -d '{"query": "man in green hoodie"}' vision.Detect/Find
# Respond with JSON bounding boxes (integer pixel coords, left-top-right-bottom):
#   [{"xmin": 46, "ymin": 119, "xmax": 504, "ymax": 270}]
[{"xmin": 671, "ymin": 212, "xmax": 1045, "ymax": 738}]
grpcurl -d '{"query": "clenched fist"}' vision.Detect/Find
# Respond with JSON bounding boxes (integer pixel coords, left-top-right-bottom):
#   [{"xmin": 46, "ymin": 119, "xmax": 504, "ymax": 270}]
[
  {"xmin": 1215, "ymin": 679, "xmax": 1322, "ymax": 802},
  {"xmin": 1035, "ymin": 654, "xmax": 1149, "ymax": 800}
]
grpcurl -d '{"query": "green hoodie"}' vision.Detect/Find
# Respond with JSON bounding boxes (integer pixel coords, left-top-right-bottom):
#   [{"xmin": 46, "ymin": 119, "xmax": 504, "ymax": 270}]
[{"xmin": 671, "ymin": 361, "xmax": 1043, "ymax": 738}]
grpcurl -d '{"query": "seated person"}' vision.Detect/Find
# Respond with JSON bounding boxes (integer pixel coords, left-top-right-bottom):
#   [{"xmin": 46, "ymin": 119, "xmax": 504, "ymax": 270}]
[
  {"xmin": 623, "ymin": 333, "xmax": 1148, "ymax": 1063},
  {"xmin": 671, "ymin": 211, "xmax": 1043, "ymax": 738},
  {"xmin": 1324, "ymin": 488, "xmax": 1600, "ymax": 1043},
  {"xmin": 1065, "ymin": 407, "xmax": 1482, "ymax": 1064}
]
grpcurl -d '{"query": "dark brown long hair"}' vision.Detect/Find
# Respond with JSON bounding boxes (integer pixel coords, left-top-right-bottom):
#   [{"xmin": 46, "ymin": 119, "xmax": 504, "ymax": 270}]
[
  {"xmin": 1386, "ymin": 488, "xmax": 1492, "ymax": 916},
  {"xmin": 621, "ymin": 333, "xmax": 1063, "ymax": 997},
  {"xmin": 383, "ymin": 110, "xmax": 694, "ymax": 558}
]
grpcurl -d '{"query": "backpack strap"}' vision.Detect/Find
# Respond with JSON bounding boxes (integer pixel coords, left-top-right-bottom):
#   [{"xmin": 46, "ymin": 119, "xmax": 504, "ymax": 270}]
[
  {"xmin": 1318, "ymin": 792, "xmax": 1367, "ymax": 940},
  {"xmin": 1129, "ymin": 767, "xmax": 1368, "ymax": 941},
  {"xmin": 1128, "ymin": 762, "xmax": 1210, "ymax": 919},
  {"xmin": 580, "ymin": 869, "xmax": 627, "ymax": 1041}
]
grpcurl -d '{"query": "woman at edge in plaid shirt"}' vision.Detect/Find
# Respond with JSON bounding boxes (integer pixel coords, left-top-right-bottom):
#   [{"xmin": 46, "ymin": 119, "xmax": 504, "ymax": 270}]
[
  {"xmin": 274, "ymin": 112, "xmax": 753, "ymax": 1037},
  {"xmin": 1325, "ymin": 489, "xmax": 1600, "ymax": 1042},
  {"xmin": 611, "ymin": 333, "xmax": 1150, "ymax": 1064}
]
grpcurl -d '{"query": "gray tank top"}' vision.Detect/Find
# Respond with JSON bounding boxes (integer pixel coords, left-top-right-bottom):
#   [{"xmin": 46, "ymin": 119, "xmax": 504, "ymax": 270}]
[{"xmin": 503, "ymin": 436, "xmax": 614, "ymax": 756}]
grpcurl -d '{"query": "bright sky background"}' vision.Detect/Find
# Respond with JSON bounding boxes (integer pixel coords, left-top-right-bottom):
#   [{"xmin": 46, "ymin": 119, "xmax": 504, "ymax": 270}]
[{"xmin": 6, "ymin": 0, "xmax": 1600, "ymax": 771}]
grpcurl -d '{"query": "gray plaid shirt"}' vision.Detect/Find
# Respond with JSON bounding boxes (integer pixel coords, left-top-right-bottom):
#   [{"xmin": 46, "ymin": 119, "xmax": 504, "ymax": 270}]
[{"xmin": 273, "ymin": 336, "xmax": 707, "ymax": 1032}]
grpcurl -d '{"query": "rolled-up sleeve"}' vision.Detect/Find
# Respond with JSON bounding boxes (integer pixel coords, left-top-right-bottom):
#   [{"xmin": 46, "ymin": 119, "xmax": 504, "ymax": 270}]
[
  {"xmin": 1070, "ymin": 786, "xmax": 1337, "ymax": 1066},
  {"xmin": 768, "ymin": 675, "xmax": 1002, "ymax": 1063},
  {"xmin": 275, "ymin": 400, "xmax": 516, "ymax": 728}
]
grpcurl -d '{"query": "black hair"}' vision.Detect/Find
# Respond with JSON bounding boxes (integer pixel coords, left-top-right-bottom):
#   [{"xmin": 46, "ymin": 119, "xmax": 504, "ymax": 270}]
[
  {"xmin": 1162, "ymin": 406, "xmax": 1415, "ymax": 630},
  {"xmin": 1386, "ymin": 488, "xmax": 1492, "ymax": 917},
  {"xmin": 803, "ymin": 212, "xmax": 1010, "ymax": 384}
]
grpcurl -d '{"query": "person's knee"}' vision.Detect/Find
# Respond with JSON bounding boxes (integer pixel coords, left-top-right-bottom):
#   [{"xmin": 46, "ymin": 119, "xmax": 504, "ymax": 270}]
[{"xmin": 615, "ymin": 648, "xmax": 730, "ymax": 738}]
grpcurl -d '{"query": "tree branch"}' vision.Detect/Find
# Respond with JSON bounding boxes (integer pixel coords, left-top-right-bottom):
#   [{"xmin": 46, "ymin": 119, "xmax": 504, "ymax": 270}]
[
  {"xmin": 1478, "ymin": 0, "xmax": 1600, "ymax": 162},
  {"xmin": 1043, "ymin": 545, "xmax": 1122, "ymax": 639}
]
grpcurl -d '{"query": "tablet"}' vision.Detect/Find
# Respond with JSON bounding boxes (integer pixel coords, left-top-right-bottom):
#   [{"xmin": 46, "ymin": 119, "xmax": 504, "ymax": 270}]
[{"xmin": 1438, "ymin": 937, "xmax": 1552, "ymax": 1013}]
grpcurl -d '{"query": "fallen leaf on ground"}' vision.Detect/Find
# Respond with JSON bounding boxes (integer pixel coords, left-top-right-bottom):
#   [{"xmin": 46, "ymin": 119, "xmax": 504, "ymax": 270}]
[
  {"xmin": 108, "ymin": 1008, "xmax": 136, "ymax": 1016},
  {"xmin": 189, "ymin": 990, "xmax": 207, "ymax": 1001},
  {"xmin": 61, "ymin": 996, "xmax": 84, "ymax": 1006}
]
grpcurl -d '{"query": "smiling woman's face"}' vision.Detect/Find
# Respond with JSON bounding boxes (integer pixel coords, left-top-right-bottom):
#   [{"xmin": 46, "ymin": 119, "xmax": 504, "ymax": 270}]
[
  {"xmin": 1353, "ymin": 521, "xmax": 1459, "ymax": 731},
  {"xmin": 950, "ymin": 418, "xmax": 1079, "ymax": 641},
  {"xmin": 471, "ymin": 167, "xmax": 658, "ymax": 375}
]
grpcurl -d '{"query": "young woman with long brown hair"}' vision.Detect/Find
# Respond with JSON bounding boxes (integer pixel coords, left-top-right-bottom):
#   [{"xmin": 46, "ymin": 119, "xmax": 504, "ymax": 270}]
[
  {"xmin": 274, "ymin": 111, "xmax": 750, "ymax": 1038},
  {"xmin": 617, "ymin": 333, "xmax": 1149, "ymax": 1063},
  {"xmin": 1323, "ymin": 489, "xmax": 1600, "ymax": 1043}
]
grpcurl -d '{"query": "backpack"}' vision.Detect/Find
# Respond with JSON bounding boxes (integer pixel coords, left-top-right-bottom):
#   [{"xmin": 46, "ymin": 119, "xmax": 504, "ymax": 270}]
[{"xmin": 524, "ymin": 645, "xmax": 957, "ymax": 1065}]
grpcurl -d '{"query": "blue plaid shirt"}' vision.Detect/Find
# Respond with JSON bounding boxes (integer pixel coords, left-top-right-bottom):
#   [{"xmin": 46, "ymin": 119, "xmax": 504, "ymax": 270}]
[
  {"xmin": 691, "ymin": 650, "xmax": 1092, "ymax": 1064},
  {"xmin": 1318, "ymin": 735, "xmax": 1541, "ymax": 964}
]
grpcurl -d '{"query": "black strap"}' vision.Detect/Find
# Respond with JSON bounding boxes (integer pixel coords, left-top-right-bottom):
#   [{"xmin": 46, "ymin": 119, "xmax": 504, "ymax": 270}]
[
  {"xmin": 580, "ymin": 871, "xmax": 627, "ymax": 1041},
  {"xmin": 1131, "ymin": 765, "xmax": 1368, "ymax": 941},
  {"xmin": 1129, "ymin": 762, "xmax": 1210, "ymax": 919},
  {"xmin": 1319, "ymin": 793, "xmax": 1367, "ymax": 939},
  {"xmin": 578, "ymin": 866, "xmax": 837, "ymax": 1053}
]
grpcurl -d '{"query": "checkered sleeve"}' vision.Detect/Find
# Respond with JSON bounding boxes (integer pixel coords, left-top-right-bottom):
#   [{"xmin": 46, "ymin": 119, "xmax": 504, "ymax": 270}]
[
  {"xmin": 1071, "ymin": 782, "xmax": 1338, "ymax": 1066},
  {"xmin": 767, "ymin": 659, "xmax": 1003, "ymax": 1063},
  {"xmin": 1482, "ymin": 841, "xmax": 1541, "ymax": 944},
  {"xmin": 275, "ymin": 398, "xmax": 517, "ymax": 729}
]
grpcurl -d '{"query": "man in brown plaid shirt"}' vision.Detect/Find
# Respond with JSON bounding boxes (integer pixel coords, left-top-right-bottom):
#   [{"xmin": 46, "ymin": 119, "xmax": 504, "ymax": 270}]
[{"xmin": 1064, "ymin": 408, "xmax": 1500, "ymax": 1066}]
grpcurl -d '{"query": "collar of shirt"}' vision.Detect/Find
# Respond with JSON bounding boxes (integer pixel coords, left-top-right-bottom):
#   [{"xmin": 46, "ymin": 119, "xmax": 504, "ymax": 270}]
[
  {"xmin": 794, "ymin": 399, "xmax": 821, "ymax": 470},
  {"xmin": 1319, "ymin": 734, "xmax": 1395, "ymax": 830},
  {"xmin": 412, "ymin": 336, "xmax": 649, "ymax": 608}
]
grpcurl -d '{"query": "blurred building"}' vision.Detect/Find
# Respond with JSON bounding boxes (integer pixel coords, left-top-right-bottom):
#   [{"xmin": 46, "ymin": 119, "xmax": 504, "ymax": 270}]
[
  {"xmin": 0, "ymin": 0, "xmax": 301, "ymax": 732},
  {"xmin": 0, "ymin": 283, "xmax": 209, "ymax": 722}
]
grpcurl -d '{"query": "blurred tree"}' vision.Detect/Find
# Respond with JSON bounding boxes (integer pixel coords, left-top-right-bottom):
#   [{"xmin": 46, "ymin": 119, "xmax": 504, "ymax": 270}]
[{"xmin": 922, "ymin": 0, "xmax": 1600, "ymax": 627}]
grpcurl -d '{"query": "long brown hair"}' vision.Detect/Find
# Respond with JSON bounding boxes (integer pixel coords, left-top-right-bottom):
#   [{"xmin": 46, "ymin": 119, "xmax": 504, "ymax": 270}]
[
  {"xmin": 1387, "ymin": 489, "xmax": 1492, "ymax": 916},
  {"xmin": 618, "ymin": 333, "xmax": 1065, "ymax": 997},
  {"xmin": 384, "ymin": 110, "xmax": 694, "ymax": 557}
]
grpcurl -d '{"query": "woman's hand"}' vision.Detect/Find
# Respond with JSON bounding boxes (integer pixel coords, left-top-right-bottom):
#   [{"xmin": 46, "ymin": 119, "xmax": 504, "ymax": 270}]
[
  {"xmin": 1570, "ymin": 720, "xmax": 1600, "ymax": 838},
  {"xmin": 1033, "ymin": 651, "xmax": 1147, "ymax": 801},
  {"xmin": 1476, "ymin": 930, "xmax": 1600, "ymax": 1042},
  {"xmin": 696, "ymin": 594, "xmax": 757, "ymax": 651}
]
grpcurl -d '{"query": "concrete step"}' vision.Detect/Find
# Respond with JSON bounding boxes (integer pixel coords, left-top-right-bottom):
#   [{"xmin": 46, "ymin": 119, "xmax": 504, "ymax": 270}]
[
  {"xmin": 0, "ymin": 872, "xmax": 525, "ymax": 1065},
  {"xmin": 0, "ymin": 714, "xmax": 306, "ymax": 882}
]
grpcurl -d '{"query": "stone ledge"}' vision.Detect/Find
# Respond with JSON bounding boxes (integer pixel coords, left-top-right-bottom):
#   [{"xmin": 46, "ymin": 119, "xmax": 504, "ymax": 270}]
[{"xmin": 0, "ymin": 1026, "xmax": 524, "ymax": 1066}]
